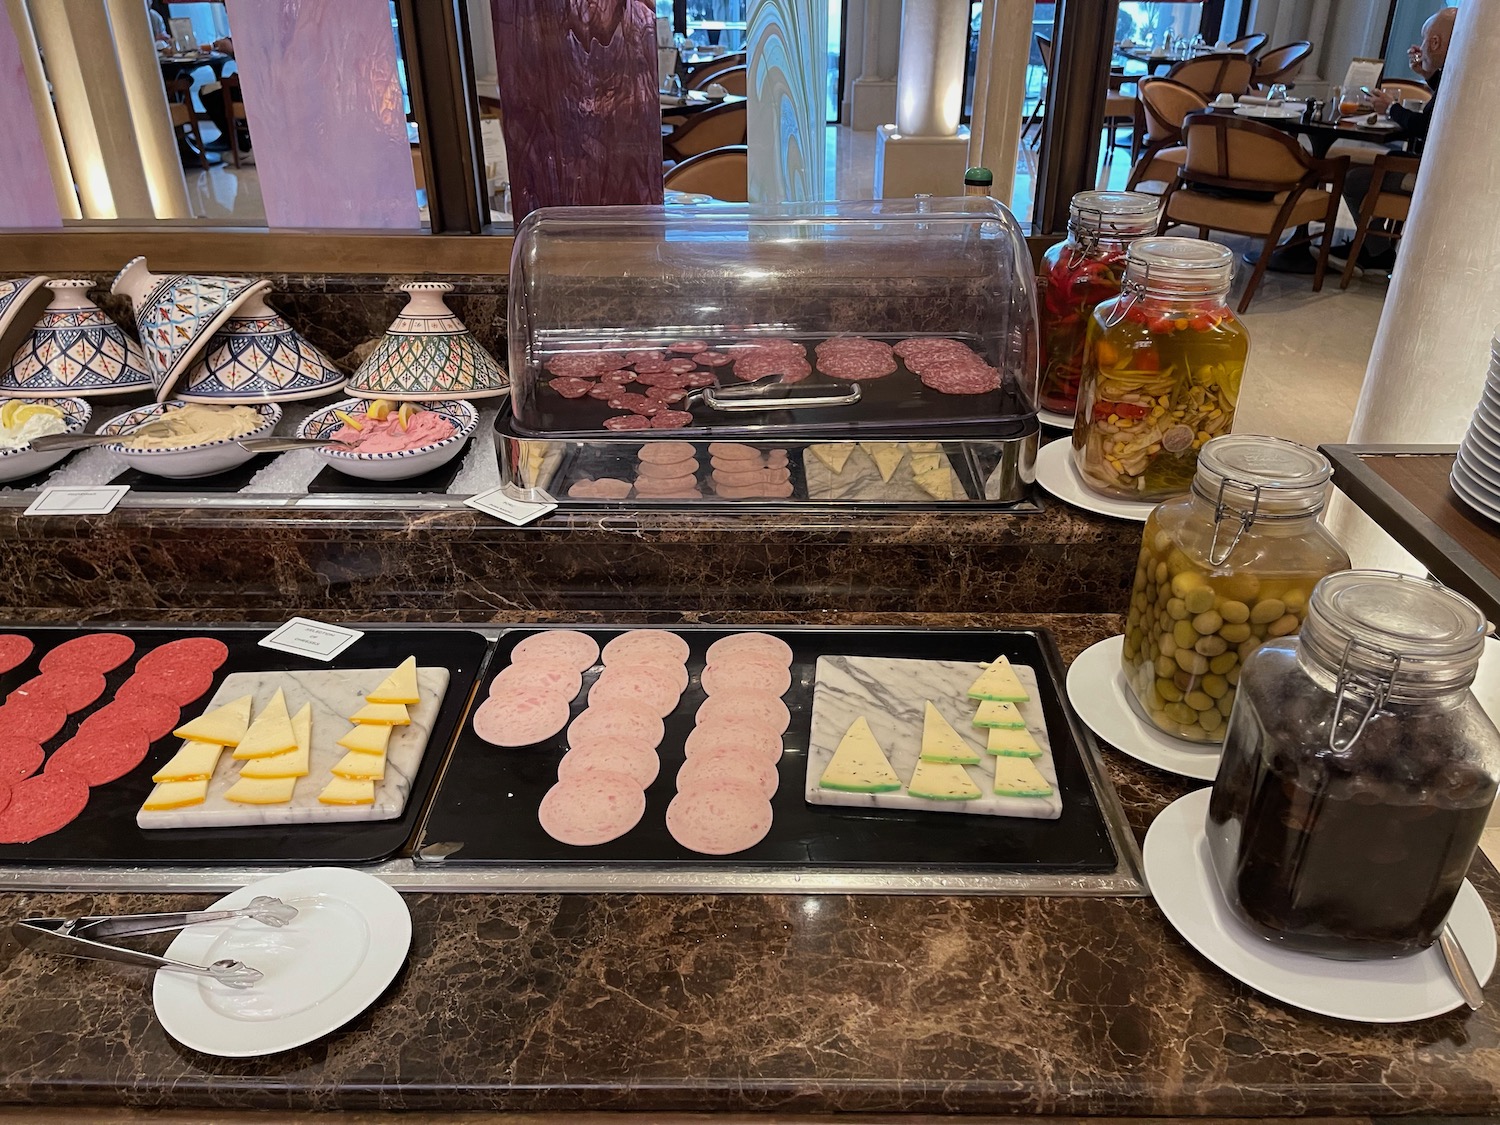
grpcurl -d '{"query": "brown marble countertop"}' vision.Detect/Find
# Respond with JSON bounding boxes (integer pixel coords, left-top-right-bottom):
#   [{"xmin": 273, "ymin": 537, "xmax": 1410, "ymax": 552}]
[{"xmin": 1, "ymin": 613, "xmax": 1498, "ymax": 1117}]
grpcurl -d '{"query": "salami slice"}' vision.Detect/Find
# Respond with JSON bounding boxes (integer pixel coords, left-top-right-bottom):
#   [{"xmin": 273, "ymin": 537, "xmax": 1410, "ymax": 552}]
[
  {"xmin": 0, "ymin": 635, "xmax": 33, "ymax": 676},
  {"xmin": 588, "ymin": 667, "xmax": 682, "ymax": 718},
  {"xmin": 96, "ymin": 689, "xmax": 181, "ymax": 742},
  {"xmin": 701, "ymin": 659, "xmax": 792, "ymax": 698},
  {"xmin": 588, "ymin": 383, "xmax": 619, "ymax": 400},
  {"xmin": 46, "ymin": 728, "xmax": 151, "ymax": 786},
  {"xmin": 607, "ymin": 391, "xmax": 658, "ymax": 415},
  {"xmin": 0, "ymin": 735, "xmax": 44, "ymax": 782},
  {"xmin": 490, "ymin": 661, "xmax": 583, "ymax": 702},
  {"xmin": 136, "ymin": 664, "xmax": 215, "ymax": 708},
  {"xmin": 0, "ymin": 769, "xmax": 88, "ymax": 843},
  {"xmin": 136, "ymin": 637, "xmax": 229, "ymax": 676},
  {"xmin": 603, "ymin": 414, "xmax": 652, "ymax": 431},
  {"xmin": 650, "ymin": 411, "xmax": 694, "ymax": 429},
  {"xmin": 637, "ymin": 442, "xmax": 697, "ymax": 465},
  {"xmin": 634, "ymin": 370, "xmax": 692, "ymax": 389},
  {"xmin": 537, "ymin": 771, "xmax": 646, "ymax": 846},
  {"xmin": 625, "ymin": 349, "xmax": 666, "ymax": 365},
  {"xmin": 549, "ymin": 377, "xmax": 594, "ymax": 399},
  {"xmin": 39, "ymin": 633, "xmax": 134, "ymax": 675},
  {"xmin": 472, "ymin": 693, "xmax": 571, "ymax": 747},
  {"xmin": 894, "ymin": 336, "xmax": 971, "ymax": 361},
  {"xmin": 683, "ymin": 371, "xmax": 716, "ymax": 388},
  {"xmin": 602, "ymin": 630, "xmax": 691, "ymax": 666},
  {"xmin": 675, "ymin": 749, "xmax": 779, "ymax": 798},
  {"xmin": 684, "ymin": 720, "xmax": 783, "ymax": 763},
  {"xmin": 567, "ymin": 702, "xmax": 664, "ymax": 751},
  {"xmin": 0, "ymin": 697, "xmax": 68, "ymax": 743},
  {"xmin": 557, "ymin": 742, "xmax": 660, "ymax": 789},
  {"xmin": 669, "ymin": 339, "xmax": 709, "ymax": 354},
  {"xmin": 920, "ymin": 362, "xmax": 1001, "ymax": 394},
  {"xmin": 629, "ymin": 359, "xmax": 671, "ymax": 374},
  {"xmin": 697, "ymin": 690, "xmax": 790, "ymax": 735},
  {"xmin": 666, "ymin": 782, "xmax": 773, "ymax": 854},
  {"xmin": 10, "ymin": 669, "xmax": 107, "ymax": 714},
  {"xmin": 511, "ymin": 630, "xmax": 599, "ymax": 672},
  {"xmin": 600, "ymin": 370, "xmax": 637, "ymax": 386},
  {"xmin": 692, "ymin": 351, "xmax": 733, "ymax": 367},
  {"xmin": 545, "ymin": 352, "xmax": 612, "ymax": 378},
  {"xmin": 736, "ymin": 338, "xmax": 806, "ymax": 358},
  {"xmin": 705, "ymin": 632, "xmax": 794, "ymax": 667},
  {"xmin": 731, "ymin": 353, "xmax": 812, "ymax": 384},
  {"xmin": 644, "ymin": 386, "xmax": 687, "ymax": 404}
]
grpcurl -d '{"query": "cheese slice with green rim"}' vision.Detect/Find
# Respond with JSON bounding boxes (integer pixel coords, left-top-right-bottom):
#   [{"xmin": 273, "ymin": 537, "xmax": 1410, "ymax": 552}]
[
  {"xmin": 809, "ymin": 443, "xmax": 855, "ymax": 474},
  {"xmin": 817, "ymin": 716, "xmax": 901, "ymax": 793},
  {"xmin": 231, "ymin": 688, "xmax": 298, "ymax": 759},
  {"xmin": 986, "ymin": 725, "xmax": 1043, "ymax": 757},
  {"xmin": 318, "ymin": 776, "xmax": 375, "ymax": 806},
  {"xmin": 972, "ymin": 700, "xmax": 1026, "ymax": 729},
  {"xmin": 966, "ymin": 654, "xmax": 1030, "ymax": 702},
  {"xmin": 859, "ymin": 441, "xmax": 904, "ymax": 482},
  {"xmin": 337, "ymin": 722, "xmax": 393, "ymax": 755},
  {"xmin": 906, "ymin": 758, "xmax": 982, "ymax": 801},
  {"xmin": 331, "ymin": 749, "xmax": 386, "ymax": 781},
  {"xmin": 992, "ymin": 754, "xmax": 1054, "ymax": 797},
  {"xmin": 223, "ymin": 775, "xmax": 297, "ymax": 805},
  {"xmin": 171, "ymin": 694, "xmax": 252, "ymax": 746},
  {"xmin": 918, "ymin": 701, "xmax": 981, "ymax": 765},
  {"xmin": 365, "ymin": 656, "xmax": 420, "ymax": 705},
  {"xmin": 348, "ymin": 701, "xmax": 411, "ymax": 726},
  {"xmin": 151, "ymin": 740, "xmax": 224, "ymax": 782},
  {"xmin": 141, "ymin": 778, "xmax": 208, "ymax": 810}
]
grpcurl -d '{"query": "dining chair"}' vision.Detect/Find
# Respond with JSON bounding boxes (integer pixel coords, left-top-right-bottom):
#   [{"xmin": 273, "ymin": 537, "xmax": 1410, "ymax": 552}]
[
  {"xmin": 710, "ymin": 66, "xmax": 748, "ymax": 97},
  {"xmin": 686, "ymin": 51, "xmax": 746, "ymax": 90},
  {"xmin": 1164, "ymin": 53, "xmax": 1254, "ymax": 98},
  {"xmin": 1339, "ymin": 152, "xmax": 1420, "ymax": 288},
  {"xmin": 662, "ymin": 100, "xmax": 747, "ymax": 165},
  {"xmin": 219, "ymin": 73, "xmax": 251, "ymax": 168},
  {"xmin": 1251, "ymin": 41, "xmax": 1312, "ymax": 91},
  {"xmin": 163, "ymin": 76, "xmax": 209, "ymax": 171},
  {"xmin": 1158, "ymin": 112, "xmax": 1348, "ymax": 312},
  {"xmin": 1021, "ymin": 34, "xmax": 1052, "ymax": 149},
  {"xmin": 664, "ymin": 145, "xmax": 748, "ymax": 202},
  {"xmin": 1227, "ymin": 33, "xmax": 1268, "ymax": 57},
  {"xmin": 1125, "ymin": 78, "xmax": 1205, "ymax": 192}
]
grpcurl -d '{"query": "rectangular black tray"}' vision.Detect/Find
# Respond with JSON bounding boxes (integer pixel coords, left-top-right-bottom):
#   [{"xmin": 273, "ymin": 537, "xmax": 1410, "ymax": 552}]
[
  {"xmin": 0, "ymin": 625, "xmax": 489, "ymax": 866},
  {"xmin": 417, "ymin": 627, "xmax": 1121, "ymax": 876}
]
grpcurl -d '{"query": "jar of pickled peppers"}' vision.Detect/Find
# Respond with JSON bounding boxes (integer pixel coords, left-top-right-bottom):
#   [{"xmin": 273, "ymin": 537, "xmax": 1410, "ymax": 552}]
[
  {"xmin": 1122, "ymin": 435, "xmax": 1350, "ymax": 743},
  {"xmin": 1038, "ymin": 191, "xmax": 1159, "ymax": 416},
  {"xmin": 1072, "ymin": 238, "xmax": 1248, "ymax": 501}
]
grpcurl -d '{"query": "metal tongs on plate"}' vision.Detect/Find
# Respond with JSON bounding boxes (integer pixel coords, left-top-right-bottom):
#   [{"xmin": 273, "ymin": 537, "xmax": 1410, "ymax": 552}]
[{"xmin": 12, "ymin": 895, "xmax": 298, "ymax": 989}]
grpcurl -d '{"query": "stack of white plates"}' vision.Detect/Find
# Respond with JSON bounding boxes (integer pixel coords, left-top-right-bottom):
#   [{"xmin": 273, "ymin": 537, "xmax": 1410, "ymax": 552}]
[{"xmin": 1451, "ymin": 330, "xmax": 1500, "ymax": 522}]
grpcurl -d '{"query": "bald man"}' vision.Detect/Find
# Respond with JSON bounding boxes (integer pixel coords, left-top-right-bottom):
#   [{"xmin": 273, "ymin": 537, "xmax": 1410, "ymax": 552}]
[{"xmin": 1334, "ymin": 6, "xmax": 1457, "ymax": 272}]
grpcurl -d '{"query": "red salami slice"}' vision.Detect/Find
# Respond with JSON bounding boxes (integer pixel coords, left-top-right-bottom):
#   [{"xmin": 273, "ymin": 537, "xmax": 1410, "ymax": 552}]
[
  {"xmin": 588, "ymin": 667, "xmax": 682, "ymax": 718},
  {"xmin": 0, "ymin": 697, "xmax": 67, "ymax": 743},
  {"xmin": 676, "ymin": 749, "xmax": 779, "ymax": 798},
  {"xmin": 669, "ymin": 339, "xmax": 709, "ymax": 354},
  {"xmin": 549, "ymin": 377, "xmax": 594, "ymax": 399},
  {"xmin": 588, "ymin": 383, "xmax": 618, "ymax": 400},
  {"xmin": 39, "ymin": 633, "xmax": 134, "ymax": 675},
  {"xmin": 546, "ymin": 352, "xmax": 612, "ymax": 378},
  {"xmin": 701, "ymin": 659, "xmax": 792, "ymax": 698},
  {"xmin": 894, "ymin": 336, "xmax": 971, "ymax": 361},
  {"xmin": 637, "ymin": 442, "xmax": 697, "ymax": 465},
  {"xmin": 696, "ymin": 689, "xmax": 791, "ymax": 735},
  {"xmin": 684, "ymin": 720, "xmax": 783, "ymax": 763},
  {"xmin": 602, "ymin": 630, "xmax": 691, "ymax": 666},
  {"xmin": 666, "ymin": 782, "xmax": 773, "ymax": 854},
  {"xmin": 138, "ymin": 665, "xmax": 215, "ymax": 708},
  {"xmin": 650, "ymin": 410, "xmax": 694, "ymax": 429},
  {"xmin": 603, "ymin": 414, "xmax": 652, "ymax": 431},
  {"xmin": 537, "ymin": 771, "xmax": 646, "ymax": 846},
  {"xmin": 630, "ymin": 359, "xmax": 671, "ymax": 374},
  {"xmin": 607, "ymin": 391, "xmax": 657, "ymax": 415},
  {"xmin": 634, "ymin": 370, "xmax": 692, "ymax": 389},
  {"xmin": 692, "ymin": 351, "xmax": 733, "ymax": 367},
  {"xmin": 557, "ymin": 742, "xmax": 660, "ymax": 788},
  {"xmin": 0, "ymin": 777, "xmax": 9, "ymax": 816},
  {"xmin": 136, "ymin": 637, "xmax": 229, "ymax": 676},
  {"xmin": 472, "ymin": 693, "xmax": 571, "ymax": 747},
  {"xmin": 490, "ymin": 661, "xmax": 583, "ymax": 702},
  {"xmin": 0, "ymin": 769, "xmax": 88, "ymax": 843},
  {"xmin": 0, "ymin": 635, "xmax": 33, "ymax": 676},
  {"xmin": 920, "ymin": 361, "xmax": 1001, "ymax": 394},
  {"xmin": 10, "ymin": 669, "xmax": 107, "ymax": 714},
  {"xmin": 705, "ymin": 632, "xmax": 794, "ymax": 666},
  {"xmin": 600, "ymin": 370, "xmax": 637, "ymax": 387},
  {"xmin": 46, "ymin": 728, "xmax": 151, "ymax": 786},
  {"xmin": 511, "ymin": 630, "xmax": 599, "ymax": 672},
  {"xmin": 625, "ymin": 348, "xmax": 666, "ymax": 365},
  {"xmin": 737, "ymin": 338, "xmax": 806, "ymax": 358},
  {"xmin": 567, "ymin": 702, "xmax": 664, "ymax": 751},
  {"xmin": 684, "ymin": 371, "xmax": 716, "ymax": 388},
  {"xmin": 0, "ymin": 735, "xmax": 44, "ymax": 782},
  {"xmin": 731, "ymin": 353, "xmax": 812, "ymax": 383},
  {"xmin": 98, "ymin": 689, "xmax": 181, "ymax": 741}
]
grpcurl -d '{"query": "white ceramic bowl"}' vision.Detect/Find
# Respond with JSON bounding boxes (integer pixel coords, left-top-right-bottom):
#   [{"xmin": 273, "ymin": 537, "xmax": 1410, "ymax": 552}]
[
  {"xmin": 297, "ymin": 397, "xmax": 478, "ymax": 481},
  {"xmin": 0, "ymin": 397, "xmax": 91, "ymax": 483},
  {"xmin": 98, "ymin": 398, "xmax": 280, "ymax": 479}
]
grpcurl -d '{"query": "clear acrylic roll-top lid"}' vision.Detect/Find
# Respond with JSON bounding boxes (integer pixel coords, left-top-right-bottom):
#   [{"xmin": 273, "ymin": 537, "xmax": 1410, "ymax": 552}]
[
  {"xmin": 1068, "ymin": 190, "xmax": 1159, "ymax": 242},
  {"xmin": 1124, "ymin": 237, "xmax": 1234, "ymax": 298},
  {"xmin": 1191, "ymin": 435, "xmax": 1334, "ymax": 565},
  {"xmin": 1300, "ymin": 570, "xmax": 1489, "ymax": 748}
]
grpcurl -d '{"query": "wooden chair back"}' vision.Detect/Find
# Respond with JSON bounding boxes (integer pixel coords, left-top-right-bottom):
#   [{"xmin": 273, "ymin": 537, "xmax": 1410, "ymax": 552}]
[
  {"xmin": 663, "ymin": 145, "xmax": 748, "ymax": 201},
  {"xmin": 1165, "ymin": 53, "xmax": 1254, "ymax": 97},
  {"xmin": 663, "ymin": 100, "xmax": 747, "ymax": 162},
  {"xmin": 1179, "ymin": 111, "xmax": 1316, "ymax": 191},
  {"xmin": 711, "ymin": 66, "xmax": 747, "ymax": 97},
  {"xmin": 1253, "ymin": 41, "xmax": 1312, "ymax": 87},
  {"xmin": 221, "ymin": 72, "xmax": 248, "ymax": 122},
  {"xmin": 687, "ymin": 52, "xmax": 746, "ymax": 90},
  {"xmin": 1138, "ymin": 77, "xmax": 1207, "ymax": 145},
  {"xmin": 1228, "ymin": 33, "xmax": 1268, "ymax": 56}
]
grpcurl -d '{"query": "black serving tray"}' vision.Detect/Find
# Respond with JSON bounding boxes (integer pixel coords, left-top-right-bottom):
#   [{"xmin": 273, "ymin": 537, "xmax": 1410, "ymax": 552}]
[
  {"xmin": 417, "ymin": 627, "xmax": 1119, "ymax": 874},
  {"xmin": 110, "ymin": 455, "xmax": 279, "ymax": 493},
  {"xmin": 0, "ymin": 625, "xmax": 489, "ymax": 866}
]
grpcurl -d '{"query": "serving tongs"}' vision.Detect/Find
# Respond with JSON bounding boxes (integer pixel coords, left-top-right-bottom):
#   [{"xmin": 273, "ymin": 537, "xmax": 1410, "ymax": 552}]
[{"xmin": 13, "ymin": 895, "xmax": 298, "ymax": 989}]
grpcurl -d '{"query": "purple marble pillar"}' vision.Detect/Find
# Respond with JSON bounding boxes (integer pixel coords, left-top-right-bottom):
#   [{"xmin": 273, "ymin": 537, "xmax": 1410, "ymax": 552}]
[
  {"xmin": 0, "ymin": 13, "xmax": 62, "ymax": 228},
  {"xmin": 490, "ymin": 0, "xmax": 663, "ymax": 222},
  {"xmin": 224, "ymin": 0, "xmax": 420, "ymax": 230}
]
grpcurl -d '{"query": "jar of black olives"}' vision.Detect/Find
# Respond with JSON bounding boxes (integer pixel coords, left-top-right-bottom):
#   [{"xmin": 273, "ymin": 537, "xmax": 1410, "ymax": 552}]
[{"xmin": 1208, "ymin": 570, "xmax": 1500, "ymax": 959}]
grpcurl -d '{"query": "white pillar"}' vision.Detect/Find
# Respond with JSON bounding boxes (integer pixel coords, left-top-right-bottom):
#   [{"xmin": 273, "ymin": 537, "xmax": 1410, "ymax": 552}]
[
  {"xmin": 875, "ymin": 0, "xmax": 969, "ymax": 198},
  {"xmin": 746, "ymin": 0, "xmax": 828, "ymax": 203},
  {"xmin": 103, "ymin": 0, "xmax": 191, "ymax": 220},
  {"xmin": 967, "ymin": 0, "xmax": 1031, "ymax": 205},
  {"xmin": 849, "ymin": 0, "xmax": 900, "ymax": 131},
  {"xmin": 1328, "ymin": 2, "xmax": 1500, "ymax": 570},
  {"xmin": 4, "ymin": 0, "xmax": 80, "ymax": 219}
]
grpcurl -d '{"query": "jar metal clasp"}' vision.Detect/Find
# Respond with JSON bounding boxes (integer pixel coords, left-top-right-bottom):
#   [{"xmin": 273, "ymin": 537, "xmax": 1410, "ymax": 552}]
[
  {"xmin": 1103, "ymin": 263, "xmax": 1148, "ymax": 329},
  {"xmin": 1207, "ymin": 474, "xmax": 1262, "ymax": 566},
  {"xmin": 1329, "ymin": 638, "xmax": 1403, "ymax": 752}
]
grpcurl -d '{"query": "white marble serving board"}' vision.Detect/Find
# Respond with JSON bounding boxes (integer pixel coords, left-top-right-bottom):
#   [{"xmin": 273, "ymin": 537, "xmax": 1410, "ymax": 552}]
[
  {"xmin": 806, "ymin": 655, "xmax": 1061, "ymax": 819},
  {"xmin": 801, "ymin": 446, "xmax": 964, "ymax": 502},
  {"xmin": 136, "ymin": 666, "xmax": 449, "ymax": 829}
]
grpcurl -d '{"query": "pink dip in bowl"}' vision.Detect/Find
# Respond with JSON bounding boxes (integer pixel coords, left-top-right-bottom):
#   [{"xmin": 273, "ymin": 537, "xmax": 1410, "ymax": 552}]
[{"xmin": 332, "ymin": 409, "xmax": 456, "ymax": 453}]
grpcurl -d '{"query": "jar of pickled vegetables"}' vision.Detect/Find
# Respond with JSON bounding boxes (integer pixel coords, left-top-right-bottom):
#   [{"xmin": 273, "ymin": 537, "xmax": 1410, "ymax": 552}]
[
  {"xmin": 1072, "ymin": 238, "xmax": 1248, "ymax": 501},
  {"xmin": 1038, "ymin": 191, "xmax": 1159, "ymax": 416},
  {"xmin": 1122, "ymin": 434, "xmax": 1350, "ymax": 743}
]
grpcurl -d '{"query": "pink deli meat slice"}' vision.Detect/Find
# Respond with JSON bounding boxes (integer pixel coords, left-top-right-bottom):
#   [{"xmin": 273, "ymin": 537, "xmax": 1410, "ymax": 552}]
[
  {"xmin": 537, "ymin": 771, "xmax": 646, "ymax": 846},
  {"xmin": 490, "ymin": 661, "xmax": 583, "ymax": 702},
  {"xmin": 700, "ymin": 659, "xmax": 792, "ymax": 698},
  {"xmin": 704, "ymin": 632, "xmax": 793, "ymax": 667},
  {"xmin": 588, "ymin": 667, "xmax": 683, "ymax": 718},
  {"xmin": 567, "ymin": 702, "xmax": 665, "ymax": 752},
  {"xmin": 697, "ymin": 691, "xmax": 790, "ymax": 734},
  {"xmin": 666, "ymin": 782, "xmax": 773, "ymax": 855},
  {"xmin": 675, "ymin": 749, "xmax": 779, "ymax": 798},
  {"xmin": 510, "ymin": 630, "xmax": 599, "ymax": 672},
  {"xmin": 472, "ymin": 693, "xmax": 571, "ymax": 747},
  {"xmin": 683, "ymin": 720, "xmax": 783, "ymax": 764},
  {"xmin": 557, "ymin": 742, "xmax": 660, "ymax": 789},
  {"xmin": 609, "ymin": 657, "xmax": 689, "ymax": 695},
  {"xmin": 601, "ymin": 630, "xmax": 691, "ymax": 666}
]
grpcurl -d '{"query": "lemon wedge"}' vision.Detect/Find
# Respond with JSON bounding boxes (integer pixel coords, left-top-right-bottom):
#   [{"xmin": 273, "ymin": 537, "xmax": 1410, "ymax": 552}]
[
  {"xmin": 333, "ymin": 409, "xmax": 364, "ymax": 431},
  {"xmin": 0, "ymin": 401, "xmax": 21, "ymax": 429},
  {"xmin": 13, "ymin": 403, "xmax": 62, "ymax": 425},
  {"xmin": 366, "ymin": 398, "xmax": 395, "ymax": 422},
  {"xmin": 397, "ymin": 402, "xmax": 421, "ymax": 431}
]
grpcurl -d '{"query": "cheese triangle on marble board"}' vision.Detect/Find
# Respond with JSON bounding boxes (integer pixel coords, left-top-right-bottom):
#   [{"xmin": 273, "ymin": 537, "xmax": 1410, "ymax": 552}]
[
  {"xmin": 810, "ymin": 443, "xmax": 855, "ymax": 474},
  {"xmin": 365, "ymin": 656, "xmax": 420, "ymax": 705},
  {"xmin": 967, "ymin": 655, "xmax": 1030, "ymax": 703},
  {"xmin": 986, "ymin": 724, "xmax": 1043, "ymax": 758},
  {"xmin": 972, "ymin": 700, "xmax": 1026, "ymax": 729},
  {"xmin": 151, "ymin": 740, "xmax": 225, "ymax": 782},
  {"xmin": 919, "ymin": 701, "xmax": 982, "ymax": 765},
  {"xmin": 172, "ymin": 695, "xmax": 253, "ymax": 746},
  {"xmin": 232, "ymin": 688, "xmax": 298, "ymax": 759},
  {"xmin": 818, "ymin": 716, "xmax": 901, "ymax": 793},
  {"xmin": 906, "ymin": 757, "xmax": 982, "ymax": 801}
]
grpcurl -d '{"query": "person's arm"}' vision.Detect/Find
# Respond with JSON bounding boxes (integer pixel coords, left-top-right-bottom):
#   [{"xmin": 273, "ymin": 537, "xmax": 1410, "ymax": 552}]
[{"xmin": 1371, "ymin": 89, "xmax": 1428, "ymax": 141}]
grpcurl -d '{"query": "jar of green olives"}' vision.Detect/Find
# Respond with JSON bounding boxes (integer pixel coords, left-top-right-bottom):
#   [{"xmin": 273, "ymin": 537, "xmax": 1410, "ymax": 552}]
[{"xmin": 1121, "ymin": 434, "xmax": 1351, "ymax": 742}]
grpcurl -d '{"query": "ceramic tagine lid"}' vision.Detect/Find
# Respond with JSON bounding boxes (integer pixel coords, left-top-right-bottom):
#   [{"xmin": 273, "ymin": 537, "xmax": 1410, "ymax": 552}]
[
  {"xmin": 174, "ymin": 292, "xmax": 346, "ymax": 404},
  {"xmin": 346, "ymin": 283, "xmax": 509, "ymax": 402},
  {"xmin": 1, "ymin": 280, "xmax": 154, "ymax": 398},
  {"xmin": 0, "ymin": 276, "xmax": 53, "ymax": 376},
  {"xmin": 110, "ymin": 255, "xmax": 273, "ymax": 399}
]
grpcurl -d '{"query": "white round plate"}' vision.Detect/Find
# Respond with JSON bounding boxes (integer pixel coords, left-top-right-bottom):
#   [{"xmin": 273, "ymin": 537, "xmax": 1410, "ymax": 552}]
[
  {"xmin": 1145, "ymin": 788, "xmax": 1496, "ymax": 1023},
  {"xmin": 1234, "ymin": 104, "xmax": 1304, "ymax": 119},
  {"xmin": 1037, "ymin": 407, "xmax": 1076, "ymax": 431},
  {"xmin": 1450, "ymin": 461, "xmax": 1500, "ymax": 523},
  {"xmin": 153, "ymin": 867, "xmax": 411, "ymax": 1057},
  {"xmin": 1067, "ymin": 635, "xmax": 1223, "ymax": 781},
  {"xmin": 1457, "ymin": 446, "xmax": 1500, "ymax": 493},
  {"xmin": 1034, "ymin": 439, "xmax": 1156, "ymax": 522}
]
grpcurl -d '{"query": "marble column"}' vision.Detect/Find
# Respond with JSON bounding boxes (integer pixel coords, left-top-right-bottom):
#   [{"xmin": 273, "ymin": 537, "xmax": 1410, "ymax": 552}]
[
  {"xmin": 102, "ymin": 0, "xmax": 190, "ymax": 220},
  {"xmin": 0, "ymin": 0, "xmax": 65, "ymax": 225},
  {"xmin": 746, "ymin": 0, "xmax": 827, "ymax": 202},
  {"xmin": 875, "ymin": 0, "xmax": 969, "ymax": 197},
  {"xmin": 966, "ymin": 0, "xmax": 1031, "ymax": 205},
  {"xmin": 1329, "ymin": 2, "xmax": 1500, "ymax": 569},
  {"xmin": 849, "ymin": 0, "xmax": 900, "ymax": 131}
]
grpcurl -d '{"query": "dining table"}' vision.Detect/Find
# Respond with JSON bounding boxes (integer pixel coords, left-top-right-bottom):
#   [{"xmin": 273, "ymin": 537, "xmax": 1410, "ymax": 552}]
[
  {"xmin": 1115, "ymin": 44, "xmax": 1246, "ymax": 75},
  {"xmin": 157, "ymin": 49, "xmax": 230, "ymax": 85},
  {"xmin": 660, "ymin": 91, "xmax": 747, "ymax": 118}
]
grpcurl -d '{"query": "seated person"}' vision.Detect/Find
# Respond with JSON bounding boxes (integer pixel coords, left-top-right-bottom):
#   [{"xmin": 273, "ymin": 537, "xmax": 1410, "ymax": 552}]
[
  {"xmin": 199, "ymin": 38, "xmax": 251, "ymax": 153},
  {"xmin": 1332, "ymin": 6, "xmax": 1456, "ymax": 272}
]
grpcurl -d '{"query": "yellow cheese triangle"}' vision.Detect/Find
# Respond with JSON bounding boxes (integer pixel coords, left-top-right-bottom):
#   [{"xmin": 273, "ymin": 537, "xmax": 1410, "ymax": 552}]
[
  {"xmin": 986, "ymin": 725, "xmax": 1043, "ymax": 758},
  {"xmin": 331, "ymin": 749, "xmax": 386, "ymax": 780},
  {"xmin": 292, "ymin": 702, "xmax": 311, "ymax": 753},
  {"xmin": 238, "ymin": 742, "xmax": 309, "ymax": 779},
  {"xmin": 914, "ymin": 466, "xmax": 954, "ymax": 500},
  {"xmin": 172, "ymin": 695, "xmax": 253, "ymax": 746},
  {"xmin": 966, "ymin": 655, "xmax": 1030, "ymax": 703},
  {"xmin": 141, "ymin": 778, "xmax": 208, "ymax": 810},
  {"xmin": 318, "ymin": 776, "xmax": 375, "ymax": 805},
  {"xmin": 906, "ymin": 757, "xmax": 982, "ymax": 801},
  {"xmin": 151, "ymin": 740, "xmax": 225, "ymax": 782},
  {"xmin": 348, "ymin": 701, "xmax": 410, "ymax": 726},
  {"xmin": 231, "ymin": 688, "xmax": 298, "ymax": 759},
  {"xmin": 910, "ymin": 452, "xmax": 943, "ymax": 476},
  {"xmin": 810, "ymin": 443, "xmax": 855, "ymax": 473},
  {"xmin": 366, "ymin": 656, "xmax": 419, "ymax": 705},
  {"xmin": 224, "ymin": 775, "xmax": 297, "ymax": 805},
  {"xmin": 919, "ymin": 701, "xmax": 981, "ymax": 765},
  {"xmin": 993, "ymin": 754, "xmax": 1053, "ymax": 797},
  {"xmin": 972, "ymin": 700, "xmax": 1026, "ymax": 729},
  {"xmin": 859, "ymin": 441, "xmax": 904, "ymax": 482},
  {"xmin": 337, "ymin": 722, "xmax": 393, "ymax": 754},
  {"xmin": 818, "ymin": 716, "xmax": 901, "ymax": 793}
]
